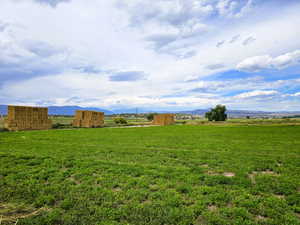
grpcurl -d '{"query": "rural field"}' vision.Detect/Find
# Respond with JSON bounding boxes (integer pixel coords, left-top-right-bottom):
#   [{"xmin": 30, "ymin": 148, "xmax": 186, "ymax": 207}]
[
  {"xmin": 2, "ymin": 116, "xmax": 300, "ymax": 130},
  {"xmin": 0, "ymin": 125, "xmax": 300, "ymax": 225}
]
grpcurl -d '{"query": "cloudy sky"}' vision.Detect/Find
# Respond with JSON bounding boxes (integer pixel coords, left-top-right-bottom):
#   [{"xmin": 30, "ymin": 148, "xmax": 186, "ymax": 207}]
[{"xmin": 0, "ymin": 0, "xmax": 300, "ymax": 111}]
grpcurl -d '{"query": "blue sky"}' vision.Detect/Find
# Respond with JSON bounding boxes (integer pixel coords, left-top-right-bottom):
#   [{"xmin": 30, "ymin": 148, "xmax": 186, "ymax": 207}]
[{"xmin": 0, "ymin": 0, "xmax": 299, "ymax": 111}]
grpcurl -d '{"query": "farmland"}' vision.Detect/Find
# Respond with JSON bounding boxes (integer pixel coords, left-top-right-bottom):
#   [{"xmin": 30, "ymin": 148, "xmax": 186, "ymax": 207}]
[
  {"xmin": 0, "ymin": 124, "xmax": 300, "ymax": 225},
  {"xmin": 1, "ymin": 115, "xmax": 300, "ymax": 130}
]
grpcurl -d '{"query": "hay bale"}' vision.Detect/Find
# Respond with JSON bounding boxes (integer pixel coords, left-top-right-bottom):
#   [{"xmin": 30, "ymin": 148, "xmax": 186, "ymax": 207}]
[
  {"xmin": 152, "ymin": 114, "xmax": 175, "ymax": 126},
  {"xmin": 4, "ymin": 105, "xmax": 52, "ymax": 131},
  {"xmin": 72, "ymin": 110, "xmax": 104, "ymax": 128}
]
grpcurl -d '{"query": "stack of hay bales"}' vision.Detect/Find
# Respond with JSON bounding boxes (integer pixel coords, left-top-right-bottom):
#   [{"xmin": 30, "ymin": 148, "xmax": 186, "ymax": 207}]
[
  {"xmin": 72, "ymin": 110, "xmax": 104, "ymax": 128},
  {"xmin": 152, "ymin": 114, "xmax": 175, "ymax": 126},
  {"xmin": 4, "ymin": 105, "xmax": 52, "ymax": 131}
]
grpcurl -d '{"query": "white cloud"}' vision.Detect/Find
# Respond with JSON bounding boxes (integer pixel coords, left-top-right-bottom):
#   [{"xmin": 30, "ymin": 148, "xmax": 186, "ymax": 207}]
[
  {"xmin": 236, "ymin": 55, "xmax": 272, "ymax": 72},
  {"xmin": 216, "ymin": 0, "xmax": 254, "ymax": 18},
  {"xmin": 272, "ymin": 50, "xmax": 300, "ymax": 68},
  {"xmin": 237, "ymin": 50, "xmax": 300, "ymax": 72},
  {"xmin": 0, "ymin": 0, "xmax": 300, "ymax": 111},
  {"xmin": 284, "ymin": 92, "xmax": 300, "ymax": 97},
  {"xmin": 242, "ymin": 36, "xmax": 256, "ymax": 46},
  {"xmin": 234, "ymin": 90, "xmax": 278, "ymax": 99}
]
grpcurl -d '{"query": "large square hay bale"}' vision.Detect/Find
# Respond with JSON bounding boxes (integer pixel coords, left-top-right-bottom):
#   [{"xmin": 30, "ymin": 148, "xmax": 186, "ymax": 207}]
[
  {"xmin": 72, "ymin": 110, "xmax": 104, "ymax": 128},
  {"xmin": 152, "ymin": 114, "xmax": 175, "ymax": 126},
  {"xmin": 5, "ymin": 105, "xmax": 52, "ymax": 131}
]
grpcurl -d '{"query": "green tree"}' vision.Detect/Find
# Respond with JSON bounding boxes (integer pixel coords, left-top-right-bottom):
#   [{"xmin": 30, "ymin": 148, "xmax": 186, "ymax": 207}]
[
  {"xmin": 205, "ymin": 105, "xmax": 227, "ymax": 121},
  {"xmin": 146, "ymin": 113, "xmax": 158, "ymax": 121},
  {"xmin": 114, "ymin": 117, "xmax": 127, "ymax": 124}
]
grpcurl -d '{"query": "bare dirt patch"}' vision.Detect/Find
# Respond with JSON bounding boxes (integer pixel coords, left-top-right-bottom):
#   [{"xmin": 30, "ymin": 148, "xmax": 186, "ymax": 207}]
[
  {"xmin": 274, "ymin": 194, "xmax": 285, "ymax": 199},
  {"xmin": 223, "ymin": 172, "xmax": 235, "ymax": 177},
  {"xmin": 200, "ymin": 164, "xmax": 209, "ymax": 168},
  {"xmin": 112, "ymin": 187, "xmax": 122, "ymax": 192},
  {"xmin": 0, "ymin": 203, "xmax": 49, "ymax": 224},
  {"xmin": 206, "ymin": 171, "xmax": 235, "ymax": 177},
  {"xmin": 60, "ymin": 167, "xmax": 68, "ymax": 172},
  {"xmin": 194, "ymin": 216, "xmax": 207, "ymax": 225},
  {"xmin": 206, "ymin": 170, "xmax": 219, "ymax": 176},
  {"xmin": 68, "ymin": 175, "xmax": 81, "ymax": 185},
  {"xmin": 208, "ymin": 205, "xmax": 217, "ymax": 212},
  {"xmin": 141, "ymin": 199, "xmax": 152, "ymax": 205},
  {"xmin": 248, "ymin": 173, "xmax": 256, "ymax": 184},
  {"xmin": 149, "ymin": 184, "xmax": 160, "ymax": 191},
  {"xmin": 260, "ymin": 170, "xmax": 278, "ymax": 175},
  {"xmin": 195, "ymin": 215, "xmax": 207, "ymax": 225},
  {"xmin": 227, "ymin": 202, "xmax": 234, "ymax": 208},
  {"xmin": 248, "ymin": 170, "xmax": 279, "ymax": 184},
  {"xmin": 255, "ymin": 215, "xmax": 268, "ymax": 221}
]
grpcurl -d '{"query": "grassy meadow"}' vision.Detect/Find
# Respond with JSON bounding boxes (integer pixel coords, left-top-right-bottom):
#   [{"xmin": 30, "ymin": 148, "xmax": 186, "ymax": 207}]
[{"xmin": 0, "ymin": 125, "xmax": 300, "ymax": 225}]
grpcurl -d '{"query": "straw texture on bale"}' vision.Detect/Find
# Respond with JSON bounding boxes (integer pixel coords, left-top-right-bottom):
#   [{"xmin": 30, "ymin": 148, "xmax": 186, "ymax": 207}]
[
  {"xmin": 72, "ymin": 110, "xmax": 104, "ymax": 128},
  {"xmin": 4, "ymin": 105, "xmax": 52, "ymax": 131},
  {"xmin": 152, "ymin": 114, "xmax": 175, "ymax": 126}
]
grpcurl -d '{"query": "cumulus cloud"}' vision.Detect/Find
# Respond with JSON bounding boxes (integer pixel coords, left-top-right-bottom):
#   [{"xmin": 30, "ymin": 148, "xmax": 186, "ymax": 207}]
[
  {"xmin": 216, "ymin": 0, "xmax": 254, "ymax": 18},
  {"xmin": 285, "ymin": 92, "xmax": 300, "ymax": 97},
  {"xmin": 237, "ymin": 50, "xmax": 300, "ymax": 72},
  {"xmin": 185, "ymin": 76, "xmax": 300, "ymax": 96},
  {"xmin": 234, "ymin": 90, "xmax": 278, "ymax": 99},
  {"xmin": 0, "ymin": 35, "xmax": 72, "ymax": 83},
  {"xmin": 236, "ymin": 55, "xmax": 272, "ymax": 72},
  {"xmin": 119, "ymin": 0, "xmax": 214, "ymax": 27},
  {"xmin": 0, "ymin": 20, "xmax": 102, "ymax": 83},
  {"xmin": 216, "ymin": 0, "xmax": 238, "ymax": 17},
  {"xmin": 272, "ymin": 50, "xmax": 300, "ymax": 68},
  {"xmin": 118, "ymin": 0, "xmax": 255, "ymax": 54},
  {"xmin": 118, "ymin": 0, "xmax": 214, "ymax": 54},
  {"xmin": 0, "ymin": 0, "xmax": 300, "ymax": 110}
]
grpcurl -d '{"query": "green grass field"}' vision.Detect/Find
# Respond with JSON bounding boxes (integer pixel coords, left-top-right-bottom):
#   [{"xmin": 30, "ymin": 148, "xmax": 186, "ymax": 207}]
[
  {"xmin": 185, "ymin": 118, "xmax": 300, "ymax": 126},
  {"xmin": 0, "ymin": 125, "xmax": 300, "ymax": 225},
  {"xmin": 0, "ymin": 116, "xmax": 151, "ymax": 130}
]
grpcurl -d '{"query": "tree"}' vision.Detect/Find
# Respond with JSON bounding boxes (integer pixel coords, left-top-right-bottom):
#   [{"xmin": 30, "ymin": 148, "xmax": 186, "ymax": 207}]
[
  {"xmin": 114, "ymin": 117, "xmax": 127, "ymax": 125},
  {"xmin": 205, "ymin": 105, "xmax": 227, "ymax": 121},
  {"xmin": 146, "ymin": 113, "xmax": 158, "ymax": 121}
]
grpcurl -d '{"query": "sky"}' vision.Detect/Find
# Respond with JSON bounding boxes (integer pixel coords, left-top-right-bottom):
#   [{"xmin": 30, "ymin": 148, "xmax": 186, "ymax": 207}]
[{"xmin": 0, "ymin": 0, "xmax": 300, "ymax": 111}]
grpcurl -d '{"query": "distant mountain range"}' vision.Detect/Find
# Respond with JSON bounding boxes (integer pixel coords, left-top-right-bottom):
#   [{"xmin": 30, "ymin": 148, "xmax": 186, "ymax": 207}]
[{"xmin": 0, "ymin": 105, "xmax": 299, "ymax": 118}]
